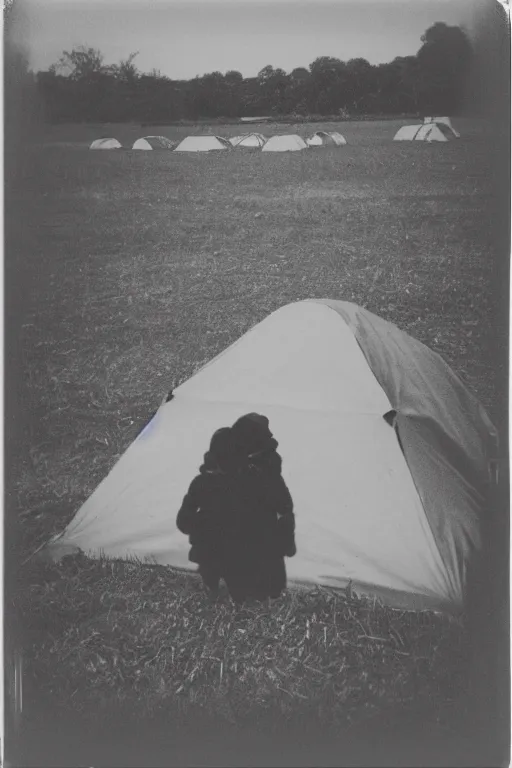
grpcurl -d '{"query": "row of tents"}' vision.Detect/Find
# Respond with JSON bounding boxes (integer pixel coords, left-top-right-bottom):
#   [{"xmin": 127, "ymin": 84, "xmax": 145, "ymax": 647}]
[
  {"xmin": 90, "ymin": 130, "xmax": 346, "ymax": 152},
  {"xmin": 90, "ymin": 117, "xmax": 460, "ymax": 152}
]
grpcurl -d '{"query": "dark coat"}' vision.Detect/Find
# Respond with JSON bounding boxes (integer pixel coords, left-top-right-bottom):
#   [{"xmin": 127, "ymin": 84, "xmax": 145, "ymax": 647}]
[
  {"xmin": 176, "ymin": 416, "xmax": 296, "ymax": 601},
  {"xmin": 241, "ymin": 448, "xmax": 296, "ymax": 558},
  {"xmin": 176, "ymin": 453, "xmax": 296, "ymax": 565},
  {"xmin": 176, "ymin": 468, "xmax": 236, "ymax": 565},
  {"xmin": 232, "ymin": 412, "xmax": 297, "ymax": 560}
]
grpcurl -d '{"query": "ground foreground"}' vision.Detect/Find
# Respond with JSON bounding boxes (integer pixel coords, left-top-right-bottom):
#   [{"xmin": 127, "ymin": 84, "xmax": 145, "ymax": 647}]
[{"xmin": 6, "ymin": 118, "xmax": 509, "ymax": 766}]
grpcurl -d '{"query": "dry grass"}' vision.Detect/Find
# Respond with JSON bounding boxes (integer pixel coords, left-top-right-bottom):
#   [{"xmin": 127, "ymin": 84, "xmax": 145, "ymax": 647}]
[
  {"xmin": 19, "ymin": 555, "xmax": 467, "ymax": 723},
  {"xmin": 16, "ymin": 553, "xmax": 470, "ymax": 766},
  {"xmin": 7, "ymin": 118, "xmax": 506, "ymax": 765}
]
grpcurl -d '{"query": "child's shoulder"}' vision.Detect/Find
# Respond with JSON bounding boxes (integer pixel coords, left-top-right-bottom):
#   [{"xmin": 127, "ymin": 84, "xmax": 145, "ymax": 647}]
[{"xmin": 188, "ymin": 473, "xmax": 207, "ymax": 492}]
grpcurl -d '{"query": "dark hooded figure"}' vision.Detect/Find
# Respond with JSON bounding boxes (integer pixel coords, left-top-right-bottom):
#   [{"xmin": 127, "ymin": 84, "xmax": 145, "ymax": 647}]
[
  {"xmin": 176, "ymin": 427, "xmax": 241, "ymax": 597},
  {"xmin": 177, "ymin": 415, "xmax": 296, "ymax": 603},
  {"xmin": 229, "ymin": 413, "xmax": 297, "ymax": 600}
]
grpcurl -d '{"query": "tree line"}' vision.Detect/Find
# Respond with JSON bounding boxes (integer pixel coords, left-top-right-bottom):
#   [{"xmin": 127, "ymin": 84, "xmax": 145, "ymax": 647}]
[{"xmin": 34, "ymin": 22, "xmax": 473, "ymax": 123}]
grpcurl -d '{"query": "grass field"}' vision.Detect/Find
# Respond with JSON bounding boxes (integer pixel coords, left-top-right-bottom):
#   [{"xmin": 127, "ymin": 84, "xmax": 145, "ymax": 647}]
[{"xmin": 7, "ymin": 118, "xmax": 508, "ymax": 766}]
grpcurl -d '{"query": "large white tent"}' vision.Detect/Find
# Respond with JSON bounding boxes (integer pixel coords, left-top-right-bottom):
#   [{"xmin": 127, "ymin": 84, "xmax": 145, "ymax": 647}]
[
  {"xmin": 174, "ymin": 136, "xmax": 231, "ymax": 152},
  {"xmin": 393, "ymin": 124, "xmax": 451, "ymax": 142},
  {"xmin": 424, "ymin": 117, "xmax": 460, "ymax": 138},
  {"xmin": 44, "ymin": 300, "xmax": 497, "ymax": 613},
  {"xmin": 230, "ymin": 133, "xmax": 267, "ymax": 148},
  {"xmin": 393, "ymin": 125, "xmax": 423, "ymax": 141},
  {"xmin": 132, "ymin": 136, "xmax": 176, "ymax": 150},
  {"xmin": 415, "ymin": 124, "xmax": 450, "ymax": 142},
  {"xmin": 261, "ymin": 135, "xmax": 308, "ymax": 152},
  {"xmin": 90, "ymin": 138, "xmax": 122, "ymax": 150},
  {"xmin": 306, "ymin": 131, "xmax": 347, "ymax": 147}
]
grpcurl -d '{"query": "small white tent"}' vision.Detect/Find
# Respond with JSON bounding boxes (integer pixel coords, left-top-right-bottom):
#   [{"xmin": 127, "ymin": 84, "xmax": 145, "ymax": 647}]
[
  {"xmin": 231, "ymin": 133, "xmax": 267, "ymax": 148},
  {"xmin": 174, "ymin": 136, "xmax": 231, "ymax": 152},
  {"xmin": 45, "ymin": 300, "xmax": 497, "ymax": 613},
  {"xmin": 261, "ymin": 135, "xmax": 308, "ymax": 152},
  {"xmin": 415, "ymin": 124, "xmax": 450, "ymax": 142},
  {"xmin": 393, "ymin": 125, "xmax": 423, "ymax": 141},
  {"xmin": 90, "ymin": 138, "xmax": 122, "ymax": 150},
  {"xmin": 424, "ymin": 117, "xmax": 460, "ymax": 138},
  {"xmin": 307, "ymin": 131, "xmax": 347, "ymax": 147},
  {"xmin": 394, "ymin": 124, "xmax": 451, "ymax": 142},
  {"xmin": 132, "ymin": 136, "xmax": 176, "ymax": 150}
]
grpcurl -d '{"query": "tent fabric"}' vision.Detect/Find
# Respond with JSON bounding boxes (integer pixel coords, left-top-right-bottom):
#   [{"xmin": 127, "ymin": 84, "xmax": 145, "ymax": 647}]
[
  {"xmin": 261, "ymin": 135, "xmax": 308, "ymax": 152},
  {"xmin": 90, "ymin": 138, "xmax": 122, "ymax": 150},
  {"xmin": 307, "ymin": 131, "xmax": 347, "ymax": 147},
  {"xmin": 132, "ymin": 136, "xmax": 176, "ymax": 150},
  {"xmin": 433, "ymin": 123, "xmax": 459, "ymax": 140},
  {"xmin": 424, "ymin": 117, "xmax": 460, "ymax": 138},
  {"xmin": 317, "ymin": 300, "xmax": 498, "ymax": 603},
  {"xmin": 393, "ymin": 125, "xmax": 451, "ymax": 142},
  {"xmin": 393, "ymin": 125, "xmax": 423, "ymax": 141},
  {"xmin": 393, "ymin": 125, "xmax": 422, "ymax": 141},
  {"xmin": 231, "ymin": 133, "xmax": 267, "ymax": 148},
  {"xmin": 414, "ymin": 124, "xmax": 450, "ymax": 142},
  {"xmin": 44, "ymin": 300, "xmax": 497, "ymax": 613},
  {"xmin": 174, "ymin": 136, "xmax": 231, "ymax": 152}
]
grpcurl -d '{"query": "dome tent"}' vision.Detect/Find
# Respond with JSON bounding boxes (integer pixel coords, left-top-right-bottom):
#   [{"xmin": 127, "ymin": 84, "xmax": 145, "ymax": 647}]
[
  {"xmin": 230, "ymin": 133, "xmax": 267, "ymax": 148},
  {"xmin": 424, "ymin": 117, "xmax": 460, "ymax": 138},
  {"xmin": 393, "ymin": 125, "xmax": 423, "ymax": 141},
  {"xmin": 44, "ymin": 300, "xmax": 497, "ymax": 613},
  {"xmin": 261, "ymin": 135, "xmax": 308, "ymax": 152},
  {"xmin": 307, "ymin": 131, "xmax": 347, "ymax": 147},
  {"xmin": 132, "ymin": 136, "xmax": 176, "ymax": 150},
  {"xmin": 90, "ymin": 138, "xmax": 122, "ymax": 150},
  {"xmin": 174, "ymin": 136, "xmax": 231, "ymax": 152},
  {"xmin": 414, "ymin": 124, "xmax": 451, "ymax": 142},
  {"xmin": 393, "ymin": 124, "xmax": 452, "ymax": 142}
]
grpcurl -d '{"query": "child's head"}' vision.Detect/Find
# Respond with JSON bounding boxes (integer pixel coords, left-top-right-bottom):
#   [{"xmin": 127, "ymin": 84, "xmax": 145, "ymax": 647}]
[
  {"xmin": 205, "ymin": 427, "xmax": 240, "ymax": 472},
  {"xmin": 232, "ymin": 412, "xmax": 277, "ymax": 455}
]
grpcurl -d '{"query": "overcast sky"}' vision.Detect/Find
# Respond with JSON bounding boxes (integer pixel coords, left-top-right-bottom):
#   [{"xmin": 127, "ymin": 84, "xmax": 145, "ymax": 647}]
[{"xmin": 21, "ymin": 0, "xmax": 483, "ymax": 79}]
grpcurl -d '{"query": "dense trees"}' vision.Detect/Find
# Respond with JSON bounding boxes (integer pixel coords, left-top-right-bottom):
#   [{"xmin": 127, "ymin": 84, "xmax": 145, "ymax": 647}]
[
  {"xmin": 36, "ymin": 23, "xmax": 475, "ymax": 123},
  {"xmin": 416, "ymin": 23, "xmax": 473, "ymax": 114}
]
